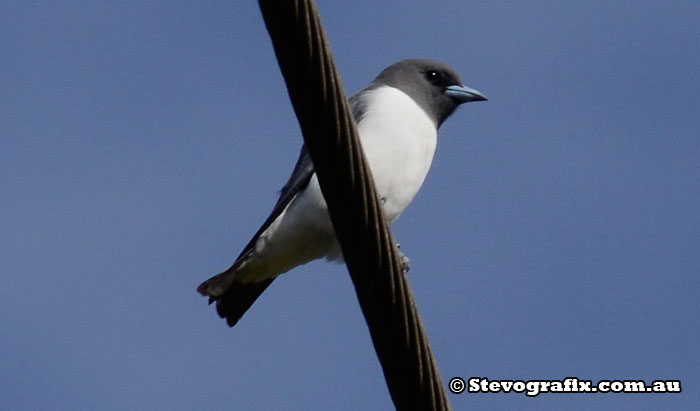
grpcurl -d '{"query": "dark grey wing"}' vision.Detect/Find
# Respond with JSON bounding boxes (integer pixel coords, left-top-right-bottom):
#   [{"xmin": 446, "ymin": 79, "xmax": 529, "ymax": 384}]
[
  {"xmin": 202, "ymin": 93, "xmax": 367, "ymax": 327},
  {"xmin": 349, "ymin": 88, "xmax": 371, "ymax": 124},
  {"xmin": 228, "ymin": 90, "xmax": 369, "ymax": 264},
  {"xmin": 230, "ymin": 91, "xmax": 367, "ymax": 264},
  {"xmin": 272, "ymin": 145, "xmax": 315, "ymax": 220},
  {"xmin": 199, "ymin": 145, "xmax": 315, "ymax": 326},
  {"xmin": 233, "ymin": 144, "xmax": 315, "ymax": 263}
]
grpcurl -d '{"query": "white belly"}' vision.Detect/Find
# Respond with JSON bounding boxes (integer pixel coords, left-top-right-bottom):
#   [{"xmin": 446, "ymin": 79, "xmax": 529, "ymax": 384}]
[{"xmin": 237, "ymin": 86, "xmax": 437, "ymax": 283}]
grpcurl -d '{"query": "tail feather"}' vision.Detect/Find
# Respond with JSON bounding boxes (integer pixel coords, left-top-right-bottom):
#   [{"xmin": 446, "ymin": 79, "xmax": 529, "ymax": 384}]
[
  {"xmin": 198, "ymin": 267, "xmax": 275, "ymax": 327},
  {"xmin": 197, "ymin": 267, "xmax": 238, "ymax": 298},
  {"xmin": 212, "ymin": 279, "xmax": 275, "ymax": 327}
]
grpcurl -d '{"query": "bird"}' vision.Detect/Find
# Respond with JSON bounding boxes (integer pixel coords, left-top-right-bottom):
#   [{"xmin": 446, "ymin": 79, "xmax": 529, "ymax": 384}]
[{"xmin": 197, "ymin": 58, "xmax": 487, "ymax": 327}]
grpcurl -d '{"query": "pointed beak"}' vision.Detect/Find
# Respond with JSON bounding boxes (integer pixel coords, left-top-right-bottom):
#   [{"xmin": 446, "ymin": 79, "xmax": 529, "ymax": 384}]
[{"xmin": 445, "ymin": 85, "xmax": 488, "ymax": 103}]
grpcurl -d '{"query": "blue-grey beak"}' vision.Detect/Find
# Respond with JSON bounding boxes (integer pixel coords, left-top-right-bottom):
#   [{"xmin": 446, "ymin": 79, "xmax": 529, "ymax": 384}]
[{"xmin": 445, "ymin": 85, "xmax": 488, "ymax": 103}]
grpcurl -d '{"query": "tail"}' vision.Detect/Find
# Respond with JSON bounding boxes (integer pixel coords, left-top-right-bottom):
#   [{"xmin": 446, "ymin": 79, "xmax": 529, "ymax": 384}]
[{"xmin": 197, "ymin": 268, "xmax": 275, "ymax": 327}]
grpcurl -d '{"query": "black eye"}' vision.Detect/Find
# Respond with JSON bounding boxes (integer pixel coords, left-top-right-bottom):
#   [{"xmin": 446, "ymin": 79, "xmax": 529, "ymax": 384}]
[{"xmin": 426, "ymin": 70, "xmax": 440, "ymax": 82}]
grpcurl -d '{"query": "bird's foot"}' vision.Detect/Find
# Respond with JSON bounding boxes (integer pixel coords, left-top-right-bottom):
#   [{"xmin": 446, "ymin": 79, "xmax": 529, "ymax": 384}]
[{"xmin": 396, "ymin": 243, "xmax": 410, "ymax": 274}]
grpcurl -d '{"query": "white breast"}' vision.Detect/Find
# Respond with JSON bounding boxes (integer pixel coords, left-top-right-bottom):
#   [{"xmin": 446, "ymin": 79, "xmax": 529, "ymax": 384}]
[
  {"xmin": 357, "ymin": 85, "xmax": 438, "ymax": 222},
  {"xmin": 236, "ymin": 86, "xmax": 438, "ymax": 283}
]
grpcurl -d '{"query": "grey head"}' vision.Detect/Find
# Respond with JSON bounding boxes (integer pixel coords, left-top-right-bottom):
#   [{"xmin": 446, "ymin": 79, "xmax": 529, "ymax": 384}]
[{"xmin": 368, "ymin": 58, "xmax": 487, "ymax": 127}]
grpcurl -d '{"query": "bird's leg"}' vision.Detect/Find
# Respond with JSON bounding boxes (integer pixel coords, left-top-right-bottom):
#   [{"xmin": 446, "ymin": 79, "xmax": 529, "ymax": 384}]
[{"xmin": 396, "ymin": 243, "xmax": 410, "ymax": 274}]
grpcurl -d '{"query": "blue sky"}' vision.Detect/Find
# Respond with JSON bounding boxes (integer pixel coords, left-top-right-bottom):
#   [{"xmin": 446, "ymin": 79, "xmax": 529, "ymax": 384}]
[{"xmin": 2, "ymin": 1, "xmax": 698, "ymax": 410}]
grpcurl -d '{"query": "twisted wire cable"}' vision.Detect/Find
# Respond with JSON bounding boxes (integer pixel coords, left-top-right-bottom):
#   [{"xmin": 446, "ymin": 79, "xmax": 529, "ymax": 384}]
[{"xmin": 257, "ymin": 1, "xmax": 451, "ymax": 409}]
